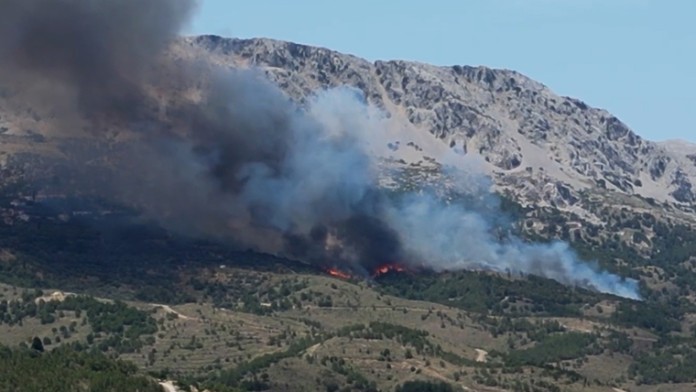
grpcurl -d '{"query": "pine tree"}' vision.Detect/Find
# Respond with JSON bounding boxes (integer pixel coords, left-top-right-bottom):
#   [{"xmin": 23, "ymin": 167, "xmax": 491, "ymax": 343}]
[{"xmin": 30, "ymin": 337, "xmax": 44, "ymax": 353}]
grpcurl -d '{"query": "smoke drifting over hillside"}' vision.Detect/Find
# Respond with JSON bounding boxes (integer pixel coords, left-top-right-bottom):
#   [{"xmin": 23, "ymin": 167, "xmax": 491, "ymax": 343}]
[
  {"xmin": 0, "ymin": 0, "xmax": 639, "ymax": 299},
  {"xmin": 0, "ymin": 0, "xmax": 192, "ymax": 118}
]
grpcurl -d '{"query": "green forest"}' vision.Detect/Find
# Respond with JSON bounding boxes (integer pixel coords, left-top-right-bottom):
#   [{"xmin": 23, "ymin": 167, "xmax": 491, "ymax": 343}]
[{"xmin": 0, "ymin": 344, "xmax": 161, "ymax": 392}]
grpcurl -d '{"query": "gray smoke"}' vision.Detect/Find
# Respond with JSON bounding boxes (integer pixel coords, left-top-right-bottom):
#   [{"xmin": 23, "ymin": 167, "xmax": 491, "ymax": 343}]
[
  {"xmin": 0, "ymin": 0, "xmax": 640, "ymax": 299},
  {"xmin": 0, "ymin": 0, "xmax": 193, "ymax": 119},
  {"xmin": 389, "ymin": 185, "xmax": 641, "ymax": 300}
]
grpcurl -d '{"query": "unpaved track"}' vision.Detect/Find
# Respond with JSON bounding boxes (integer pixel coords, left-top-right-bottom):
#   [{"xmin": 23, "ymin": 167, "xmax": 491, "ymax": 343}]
[
  {"xmin": 152, "ymin": 304, "xmax": 197, "ymax": 320},
  {"xmin": 159, "ymin": 381, "xmax": 177, "ymax": 392},
  {"xmin": 475, "ymin": 349, "xmax": 488, "ymax": 363}
]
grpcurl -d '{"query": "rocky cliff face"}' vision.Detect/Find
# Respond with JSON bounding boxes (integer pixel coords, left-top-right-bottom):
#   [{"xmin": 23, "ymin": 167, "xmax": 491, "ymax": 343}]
[
  {"xmin": 1, "ymin": 34, "xmax": 693, "ymax": 225},
  {"xmin": 177, "ymin": 35, "xmax": 696, "ymax": 218}
]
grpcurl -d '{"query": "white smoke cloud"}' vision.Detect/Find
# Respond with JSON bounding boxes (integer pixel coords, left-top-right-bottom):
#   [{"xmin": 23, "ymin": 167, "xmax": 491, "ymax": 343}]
[
  {"xmin": 292, "ymin": 87, "xmax": 641, "ymax": 299},
  {"xmin": 0, "ymin": 0, "xmax": 640, "ymax": 300}
]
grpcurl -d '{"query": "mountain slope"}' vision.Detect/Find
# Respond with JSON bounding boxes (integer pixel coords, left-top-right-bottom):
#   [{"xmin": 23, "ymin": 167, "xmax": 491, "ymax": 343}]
[
  {"xmin": 3, "ymin": 33, "xmax": 696, "ymax": 391},
  {"xmin": 178, "ymin": 35, "xmax": 695, "ymax": 213}
]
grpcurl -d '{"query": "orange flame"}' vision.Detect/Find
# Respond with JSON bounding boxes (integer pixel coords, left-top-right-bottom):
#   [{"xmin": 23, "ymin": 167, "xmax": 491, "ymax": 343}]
[
  {"xmin": 372, "ymin": 263, "xmax": 405, "ymax": 278},
  {"xmin": 326, "ymin": 267, "xmax": 352, "ymax": 280},
  {"xmin": 324, "ymin": 263, "xmax": 407, "ymax": 280}
]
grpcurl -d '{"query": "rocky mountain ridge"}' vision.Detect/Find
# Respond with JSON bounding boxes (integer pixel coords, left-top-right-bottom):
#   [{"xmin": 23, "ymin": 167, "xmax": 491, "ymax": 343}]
[
  {"xmin": 177, "ymin": 35, "xmax": 696, "ymax": 218},
  {"xmin": 3, "ymin": 34, "xmax": 696, "ymax": 392}
]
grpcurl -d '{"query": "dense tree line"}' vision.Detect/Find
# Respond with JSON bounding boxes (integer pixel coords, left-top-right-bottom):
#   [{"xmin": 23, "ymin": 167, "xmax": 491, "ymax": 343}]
[
  {"xmin": 504, "ymin": 332, "xmax": 598, "ymax": 367},
  {"xmin": 210, "ymin": 336, "xmax": 319, "ymax": 390},
  {"xmin": 378, "ymin": 269, "xmax": 601, "ymax": 317},
  {"xmin": 485, "ymin": 317, "xmax": 565, "ymax": 341},
  {"xmin": 0, "ymin": 343, "xmax": 161, "ymax": 392},
  {"xmin": 630, "ymin": 343, "xmax": 696, "ymax": 384},
  {"xmin": 612, "ymin": 301, "xmax": 683, "ymax": 335},
  {"xmin": 0, "ymin": 292, "xmax": 159, "ymax": 354},
  {"xmin": 395, "ymin": 380, "xmax": 455, "ymax": 392},
  {"xmin": 57, "ymin": 296, "xmax": 157, "ymax": 337}
]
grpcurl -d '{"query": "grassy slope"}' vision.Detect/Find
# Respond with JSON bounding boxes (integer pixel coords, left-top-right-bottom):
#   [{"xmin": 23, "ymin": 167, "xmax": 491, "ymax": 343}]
[{"xmin": 0, "ymin": 266, "xmax": 689, "ymax": 392}]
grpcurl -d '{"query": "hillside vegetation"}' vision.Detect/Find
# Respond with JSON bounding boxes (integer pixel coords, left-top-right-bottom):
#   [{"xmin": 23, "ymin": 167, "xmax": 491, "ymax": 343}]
[{"xmin": 2, "ymin": 33, "xmax": 696, "ymax": 392}]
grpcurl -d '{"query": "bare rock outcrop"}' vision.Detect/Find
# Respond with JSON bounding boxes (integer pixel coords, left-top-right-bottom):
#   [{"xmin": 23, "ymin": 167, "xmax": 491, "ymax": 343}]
[{"xmin": 178, "ymin": 35, "xmax": 696, "ymax": 216}]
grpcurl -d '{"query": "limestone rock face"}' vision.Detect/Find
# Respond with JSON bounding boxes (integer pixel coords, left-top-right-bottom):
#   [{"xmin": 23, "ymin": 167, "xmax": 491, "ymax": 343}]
[
  {"xmin": 1, "ymin": 34, "xmax": 693, "ymax": 223},
  {"xmin": 178, "ymin": 35, "xmax": 695, "ymax": 217}
]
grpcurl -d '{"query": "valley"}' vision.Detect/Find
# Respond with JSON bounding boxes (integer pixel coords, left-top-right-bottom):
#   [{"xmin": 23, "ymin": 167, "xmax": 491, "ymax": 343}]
[{"xmin": 0, "ymin": 191, "xmax": 695, "ymax": 391}]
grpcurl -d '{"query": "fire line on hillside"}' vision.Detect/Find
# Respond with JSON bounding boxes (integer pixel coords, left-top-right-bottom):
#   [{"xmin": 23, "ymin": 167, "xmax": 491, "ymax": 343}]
[
  {"xmin": 0, "ymin": 0, "xmax": 640, "ymax": 300},
  {"xmin": 324, "ymin": 263, "xmax": 408, "ymax": 280}
]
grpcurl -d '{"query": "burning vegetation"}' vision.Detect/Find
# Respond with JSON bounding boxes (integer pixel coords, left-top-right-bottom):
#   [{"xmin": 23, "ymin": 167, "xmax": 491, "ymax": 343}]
[
  {"xmin": 372, "ymin": 263, "xmax": 406, "ymax": 278},
  {"xmin": 325, "ymin": 267, "xmax": 352, "ymax": 280},
  {"xmin": 0, "ymin": 0, "xmax": 640, "ymax": 300},
  {"xmin": 323, "ymin": 262, "xmax": 409, "ymax": 281}
]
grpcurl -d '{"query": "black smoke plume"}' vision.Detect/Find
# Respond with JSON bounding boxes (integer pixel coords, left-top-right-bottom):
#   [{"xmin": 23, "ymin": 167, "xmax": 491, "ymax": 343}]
[
  {"xmin": 0, "ymin": 0, "xmax": 640, "ymax": 298},
  {"xmin": 0, "ymin": 0, "xmax": 192, "ymax": 119}
]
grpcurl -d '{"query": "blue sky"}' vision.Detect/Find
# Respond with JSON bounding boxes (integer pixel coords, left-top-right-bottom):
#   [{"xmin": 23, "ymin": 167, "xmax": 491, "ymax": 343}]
[{"xmin": 188, "ymin": 0, "xmax": 695, "ymax": 142}]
